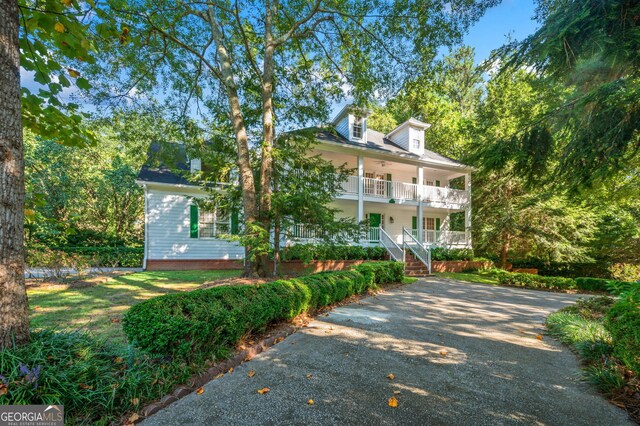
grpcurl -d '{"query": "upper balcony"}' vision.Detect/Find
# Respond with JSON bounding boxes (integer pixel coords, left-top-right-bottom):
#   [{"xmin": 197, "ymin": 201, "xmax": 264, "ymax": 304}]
[{"xmin": 338, "ymin": 175, "xmax": 469, "ymax": 210}]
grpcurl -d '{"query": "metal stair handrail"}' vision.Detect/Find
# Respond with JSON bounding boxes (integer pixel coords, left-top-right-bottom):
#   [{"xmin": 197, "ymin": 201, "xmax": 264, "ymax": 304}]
[
  {"xmin": 402, "ymin": 227, "xmax": 432, "ymax": 274},
  {"xmin": 379, "ymin": 227, "xmax": 405, "ymax": 262}
]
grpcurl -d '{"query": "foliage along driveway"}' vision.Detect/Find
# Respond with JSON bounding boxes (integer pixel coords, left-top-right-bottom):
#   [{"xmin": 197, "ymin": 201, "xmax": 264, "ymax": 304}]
[{"xmin": 142, "ymin": 278, "xmax": 631, "ymax": 425}]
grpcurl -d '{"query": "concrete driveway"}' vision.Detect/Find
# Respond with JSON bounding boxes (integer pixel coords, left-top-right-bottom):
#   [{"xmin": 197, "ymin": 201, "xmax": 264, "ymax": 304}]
[{"xmin": 143, "ymin": 278, "xmax": 630, "ymax": 425}]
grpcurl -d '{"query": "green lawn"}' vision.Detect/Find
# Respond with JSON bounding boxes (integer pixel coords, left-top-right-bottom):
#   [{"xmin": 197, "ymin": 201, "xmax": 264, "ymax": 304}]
[
  {"xmin": 28, "ymin": 270, "xmax": 242, "ymax": 346},
  {"xmin": 436, "ymin": 270, "xmax": 500, "ymax": 285}
]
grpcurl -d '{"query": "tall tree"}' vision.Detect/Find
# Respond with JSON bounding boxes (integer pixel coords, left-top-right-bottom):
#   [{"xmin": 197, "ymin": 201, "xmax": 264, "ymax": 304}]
[
  {"xmin": 494, "ymin": 0, "xmax": 640, "ymax": 191},
  {"xmin": 91, "ymin": 0, "xmax": 497, "ymax": 276},
  {"xmin": 368, "ymin": 46, "xmax": 483, "ymax": 158},
  {"xmin": 470, "ymin": 67, "xmax": 596, "ymax": 267},
  {"xmin": 1, "ymin": 0, "xmax": 110, "ymax": 347},
  {"xmin": 0, "ymin": 0, "xmax": 30, "ymax": 348}
]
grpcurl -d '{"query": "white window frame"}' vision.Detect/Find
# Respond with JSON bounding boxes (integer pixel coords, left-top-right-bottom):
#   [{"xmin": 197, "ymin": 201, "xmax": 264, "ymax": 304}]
[
  {"xmin": 198, "ymin": 207, "xmax": 231, "ymax": 239},
  {"xmin": 412, "ymin": 138, "xmax": 421, "ymax": 149},
  {"xmin": 352, "ymin": 117, "xmax": 363, "ymax": 140}
]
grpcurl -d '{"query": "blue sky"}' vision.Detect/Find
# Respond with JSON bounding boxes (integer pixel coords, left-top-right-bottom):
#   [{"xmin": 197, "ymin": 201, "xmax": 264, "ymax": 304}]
[{"xmin": 462, "ymin": 0, "xmax": 539, "ymax": 63}]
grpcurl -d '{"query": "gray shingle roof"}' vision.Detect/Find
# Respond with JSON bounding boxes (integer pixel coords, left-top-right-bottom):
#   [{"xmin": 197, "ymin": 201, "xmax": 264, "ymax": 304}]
[
  {"xmin": 306, "ymin": 127, "xmax": 467, "ymax": 168},
  {"xmin": 137, "ymin": 143, "xmax": 195, "ymax": 186}
]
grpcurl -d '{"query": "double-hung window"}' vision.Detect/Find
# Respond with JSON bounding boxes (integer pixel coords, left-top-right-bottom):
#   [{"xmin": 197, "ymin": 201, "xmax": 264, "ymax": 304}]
[
  {"xmin": 412, "ymin": 138, "xmax": 421, "ymax": 149},
  {"xmin": 191, "ymin": 205, "xmax": 232, "ymax": 238},
  {"xmin": 352, "ymin": 117, "xmax": 363, "ymax": 140}
]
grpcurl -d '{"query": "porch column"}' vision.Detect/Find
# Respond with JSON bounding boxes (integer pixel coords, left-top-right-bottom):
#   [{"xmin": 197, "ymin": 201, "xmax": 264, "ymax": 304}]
[
  {"xmin": 416, "ymin": 166, "xmax": 424, "ymax": 243},
  {"xmin": 357, "ymin": 155, "xmax": 364, "ymax": 223},
  {"xmin": 465, "ymin": 173, "xmax": 472, "ymax": 246}
]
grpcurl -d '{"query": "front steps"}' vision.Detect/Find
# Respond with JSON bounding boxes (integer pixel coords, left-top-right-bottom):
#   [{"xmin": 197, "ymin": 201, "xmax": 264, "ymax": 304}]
[{"xmin": 404, "ymin": 251, "xmax": 432, "ymax": 277}]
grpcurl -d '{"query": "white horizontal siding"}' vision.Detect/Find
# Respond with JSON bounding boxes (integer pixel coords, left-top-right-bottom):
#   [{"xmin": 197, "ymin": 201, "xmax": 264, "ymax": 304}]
[
  {"xmin": 335, "ymin": 115, "xmax": 350, "ymax": 140},
  {"xmin": 388, "ymin": 127, "xmax": 410, "ymax": 150},
  {"xmin": 146, "ymin": 188, "xmax": 244, "ymax": 260}
]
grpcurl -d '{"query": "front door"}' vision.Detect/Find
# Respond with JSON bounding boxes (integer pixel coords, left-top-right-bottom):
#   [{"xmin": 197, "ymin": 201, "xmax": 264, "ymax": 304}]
[{"xmin": 368, "ymin": 213, "xmax": 382, "ymax": 241}]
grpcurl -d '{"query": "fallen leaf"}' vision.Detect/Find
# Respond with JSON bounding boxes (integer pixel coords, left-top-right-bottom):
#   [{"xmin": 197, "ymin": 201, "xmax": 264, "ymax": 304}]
[
  {"xmin": 196, "ymin": 387, "xmax": 204, "ymax": 395},
  {"xmin": 131, "ymin": 398, "xmax": 139, "ymax": 405},
  {"xmin": 306, "ymin": 374, "xmax": 313, "ymax": 379},
  {"xmin": 393, "ymin": 390, "xmax": 401, "ymax": 395},
  {"xmin": 247, "ymin": 370, "xmax": 256, "ymax": 378},
  {"xmin": 227, "ymin": 367, "xmax": 234, "ymax": 374},
  {"xmin": 275, "ymin": 337, "xmax": 284, "ymax": 344},
  {"xmin": 110, "ymin": 318, "xmax": 121, "ymax": 323},
  {"xmin": 536, "ymin": 334, "xmax": 543, "ymax": 341},
  {"xmin": 307, "ymin": 399, "xmax": 314, "ymax": 405},
  {"xmin": 112, "ymin": 383, "xmax": 119, "ymax": 389},
  {"xmin": 115, "ymin": 357, "xmax": 124, "ymax": 363},
  {"xmin": 0, "ymin": 385, "xmax": 7, "ymax": 396},
  {"xmin": 257, "ymin": 387, "xmax": 270, "ymax": 394},
  {"xmin": 129, "ymin": 413, "xmax": 139, "ymax": 423},
  {"xmin": 79, "ymin": 383, "xmax": 93, "ymax": 390},
  {"xmin": 388, "ymin": 397, "xmax": 398, "ymax": 408},
  {"xmin": 439, "ymin": 350, "xmax": 448, "ymax": 357},
  {"xmin": 387, "ymin": 373, "xmax": 395, "ymax": 380},
  {"xmin": 214, "ymin": 373, "xmax": 224, "ymax": 380}
]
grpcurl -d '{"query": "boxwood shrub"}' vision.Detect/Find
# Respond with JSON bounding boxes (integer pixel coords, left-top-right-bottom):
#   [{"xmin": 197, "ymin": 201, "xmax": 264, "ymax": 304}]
[
  {"xmin": 494, "ymin": 270, "xmax": 576, "ymax": 290},
  {"xmin": 575, "ymin": 277, "xmax": 613, "ymax": 292},
  {"xmin": 123, "ymin": 261, "xmax": 404, "ymax": 359},
  {"xmin": 280, "ymin": 244, "xmax": 387, "ymax": 263},
  {"xmin": 605, "ymin": 287, "xmax": 640, "ymax": 375}
]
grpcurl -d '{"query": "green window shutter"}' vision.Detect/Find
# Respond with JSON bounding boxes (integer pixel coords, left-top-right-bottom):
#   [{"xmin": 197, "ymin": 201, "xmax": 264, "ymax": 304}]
[
  {"xmin": 435, "ymin": 180, "xmax": 441, "ymax": 187},
  {"xmin": 412, "ymin": 177, "xmax": 417, "ymax": 184},
  {"xmin": 435, "ymin": 218, "xmax": 441, "ymax": 231},
  {"xmin": 231, "ymin": 209, "xmax": 239, "ymax": 235},
  {"xmin": 386, "ymin": 173, "xmax": 392, "ymax": 197},
  {"xmin": 412, "ymin": 216, "xmax": 417, "ymax": 230},
  {"xmin": 190, "ymin": 204, "xmax": 199, "ymax": 238}
]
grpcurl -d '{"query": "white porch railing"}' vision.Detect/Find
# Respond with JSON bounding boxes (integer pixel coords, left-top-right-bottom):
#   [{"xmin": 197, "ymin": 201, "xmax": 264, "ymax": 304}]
[
  {"xmin": 379, "ymin": 226, "xmax": 404, "ymax": 261},
  {"xmin": 402, "ymin": 227, "xmax": 431, "ymax": 274},
  {"xmin": 338, "ymin": 174, "xmax": 468, "ymax": 205}
]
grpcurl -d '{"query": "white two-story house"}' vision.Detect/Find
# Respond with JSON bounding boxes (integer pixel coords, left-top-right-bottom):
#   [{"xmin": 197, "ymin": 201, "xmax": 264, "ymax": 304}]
[{"xmin": 136, "ymin": 105, "xmax": 473, "ymax": 270}]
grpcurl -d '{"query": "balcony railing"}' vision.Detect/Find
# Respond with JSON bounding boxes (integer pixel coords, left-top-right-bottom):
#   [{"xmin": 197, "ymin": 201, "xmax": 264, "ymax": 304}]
[{"xmin": 338, "ymin": 175, "xmax": 468, "ymax": 205}]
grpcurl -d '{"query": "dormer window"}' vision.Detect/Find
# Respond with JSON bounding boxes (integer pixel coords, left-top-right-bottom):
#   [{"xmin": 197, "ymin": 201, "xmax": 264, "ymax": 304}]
[
  {"xmin": 352, "ymin": 117, "xmax": 363, "ymax": 140},
  {"xmin": 412, "ymin": 138, "xmax": 421, "ymax": 150}
]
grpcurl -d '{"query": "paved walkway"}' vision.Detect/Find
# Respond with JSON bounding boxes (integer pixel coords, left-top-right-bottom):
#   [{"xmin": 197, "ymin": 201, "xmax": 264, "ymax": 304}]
[{"xmin": 143, "ymin": 278, "xmax": 631, "ymax": 425}]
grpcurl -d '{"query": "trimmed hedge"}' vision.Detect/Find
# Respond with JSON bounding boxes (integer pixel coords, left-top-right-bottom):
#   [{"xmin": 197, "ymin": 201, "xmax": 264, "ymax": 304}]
[
  {"xmin": 123, "ymin": 261, "xmax": 404, "ymax": 358},
  {"xmin": 280, "ymin": 244, "xmax": 387, "ymax": 263},
  {"xmin": 27, "ymin": 246, "xmax": 143, "ymax": 268},
  {"xmin": 575, "ymin": 277, "xmax": 612, "ymax": 292},
  {"xmin": 495, "ymin": 270, "xmax": 577, "ymax": 290},
  {"xmin": 605, "ymin": 287, "xmax": 640, "ymax": 375}
]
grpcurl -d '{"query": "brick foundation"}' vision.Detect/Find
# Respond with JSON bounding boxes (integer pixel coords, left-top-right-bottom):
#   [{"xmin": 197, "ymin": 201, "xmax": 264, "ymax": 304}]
[
  {"xmin": 146, "ymin": 259, "xmax": 244, "ymax": 271},
  {"xmin": 277, "ymin": 260, "xmax": 367, "ymax": 274}
]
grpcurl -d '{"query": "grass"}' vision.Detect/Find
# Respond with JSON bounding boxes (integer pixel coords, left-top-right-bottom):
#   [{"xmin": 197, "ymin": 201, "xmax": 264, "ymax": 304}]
[
  {"xmin": 546, "ymin": 297, "xmax": 639, "ymax": 421},
  {"xmin": 436, "ymin": 270, "xmax": 500, "ymax": 285},
  {"xmin": 27, "ymin": 270, "xmax": 242, "ymax": 346}
]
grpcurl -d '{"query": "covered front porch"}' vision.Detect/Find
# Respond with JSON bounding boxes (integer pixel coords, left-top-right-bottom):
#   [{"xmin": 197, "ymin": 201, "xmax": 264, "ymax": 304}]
[{"xmin": 287, "ymin": 200, "xmax": 471, "ymax": 249}]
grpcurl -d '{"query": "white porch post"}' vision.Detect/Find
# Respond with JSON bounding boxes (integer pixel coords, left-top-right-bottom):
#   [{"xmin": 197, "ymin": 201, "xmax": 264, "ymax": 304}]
[
  {"xmin": 465, "ymin": 173, "xmax": 472, "ymax": 247},
  {"xmin": 417, "ymin": 166, "xmax": 424, "ymax": 244},
  {"xmin": 357, "ymin": 155, "xmax": 364, "ymax": 223}
]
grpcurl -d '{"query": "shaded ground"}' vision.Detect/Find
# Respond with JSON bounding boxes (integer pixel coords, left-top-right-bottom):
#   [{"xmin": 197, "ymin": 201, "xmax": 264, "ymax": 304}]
[
  {"xmin": 27, "ymin": 270, "xmax": 242, "ymax": 345},
  {"xmin": 143, "ymin": 278, "xmax": 631, "ymax": 425}
]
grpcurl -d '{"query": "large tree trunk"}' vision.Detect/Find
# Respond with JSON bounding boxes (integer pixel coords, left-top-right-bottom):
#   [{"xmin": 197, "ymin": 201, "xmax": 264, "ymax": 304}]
[
  {"xmin": 207, "ymin": 10, "xmax": 259, "ymax": 277},
  {"xmin": 256, "ymin": 3, "xmax": 276, "ymax": 277},
  {"xmin": 0, "ymin": 0, "xmax": 30, "ymax": 348},
  {"xmin": 499, "ymin": 231, "xmax": 511, "ymax": 270}
]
